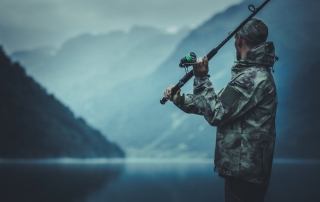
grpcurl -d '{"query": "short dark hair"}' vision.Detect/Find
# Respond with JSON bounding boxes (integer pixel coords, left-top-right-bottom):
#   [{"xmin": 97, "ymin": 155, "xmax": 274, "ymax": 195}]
[
  {"xmin": 236, "ymin": 34, "xmax": 260, "ymax": 48},
  {"xmin": 244, "ymin": 38, "xmax": 260, "ymax": 49}
]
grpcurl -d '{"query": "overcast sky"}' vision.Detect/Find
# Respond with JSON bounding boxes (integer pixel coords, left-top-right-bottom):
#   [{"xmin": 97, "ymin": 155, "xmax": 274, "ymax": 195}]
[{"xmin": 0, "ymin": 0, "xmax": 242, "ymax": 53}]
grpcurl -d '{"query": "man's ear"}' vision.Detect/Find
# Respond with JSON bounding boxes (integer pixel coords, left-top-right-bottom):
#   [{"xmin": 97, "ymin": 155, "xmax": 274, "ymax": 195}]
[{"xmin": 235, "ymin": 35, "xmax": 243, "ymax": 47}]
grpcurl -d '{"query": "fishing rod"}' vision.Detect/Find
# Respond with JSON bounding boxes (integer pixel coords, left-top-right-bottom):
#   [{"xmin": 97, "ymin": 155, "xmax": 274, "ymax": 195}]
[{"xmin": 160, "ymin": 0, "xmax": 271, "ymax": 105}]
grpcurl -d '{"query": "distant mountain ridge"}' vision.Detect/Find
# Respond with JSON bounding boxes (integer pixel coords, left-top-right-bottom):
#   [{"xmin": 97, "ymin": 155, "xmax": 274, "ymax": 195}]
[
  {"xmin": 0, "ymin": 47, "xmax": 124, "ymax": 158},
  {"xmin": 9, "ymin": 0, "xmax": 320, "ymax": 159},
  {"xmin": 11, "ymin": 26, "xmax": 190, "ymax": 125}
]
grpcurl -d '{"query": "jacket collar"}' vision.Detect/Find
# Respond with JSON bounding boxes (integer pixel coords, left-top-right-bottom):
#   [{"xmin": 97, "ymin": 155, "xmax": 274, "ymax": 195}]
[{"xmin": 231, "ymin": 42, "xmax": 278, "ymax": 75}]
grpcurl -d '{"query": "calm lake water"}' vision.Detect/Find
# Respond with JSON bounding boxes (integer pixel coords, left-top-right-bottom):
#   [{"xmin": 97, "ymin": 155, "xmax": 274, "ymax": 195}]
[{"xmin": 0, "ymin": 158, "xmax": 319, "ymax": 202}]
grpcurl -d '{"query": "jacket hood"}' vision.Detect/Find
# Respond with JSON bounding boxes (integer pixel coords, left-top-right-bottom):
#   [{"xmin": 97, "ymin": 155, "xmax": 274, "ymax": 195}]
[{"xmin": 234, "ymin": 41, "xmax": 278, "ymax": 69}]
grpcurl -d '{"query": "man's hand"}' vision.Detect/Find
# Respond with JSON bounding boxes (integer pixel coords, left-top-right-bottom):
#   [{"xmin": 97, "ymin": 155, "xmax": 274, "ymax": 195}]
[
  {"xmin": 193, "ymin": 56, "xmax": 209, "ymax": 77},
  {"xmin": 164, "ymin": 85, "xmax": 181, "ymax": 103}
]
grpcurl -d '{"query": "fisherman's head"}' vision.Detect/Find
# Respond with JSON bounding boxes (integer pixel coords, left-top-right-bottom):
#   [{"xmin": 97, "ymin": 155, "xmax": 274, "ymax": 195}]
[{"xmin": 231, "ymin": 18, "xmax": 268, "ymax": 60}]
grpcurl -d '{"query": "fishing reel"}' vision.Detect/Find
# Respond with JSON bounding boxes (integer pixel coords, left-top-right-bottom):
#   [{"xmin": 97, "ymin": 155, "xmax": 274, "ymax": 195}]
[{"xmin": 179, "ymin": 52, "xmax": 197, "ymax": 73}]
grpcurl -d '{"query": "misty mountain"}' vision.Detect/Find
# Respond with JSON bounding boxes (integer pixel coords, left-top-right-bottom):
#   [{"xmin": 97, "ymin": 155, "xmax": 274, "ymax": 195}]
[
  {"xmin": 10, "ymin": 0, "xmax": 320, "ymax": 159},
  {"xmin": 0, "ymin": 47, "xmax": 124, "ymax": 158},
  {"xmin": 11, "ymin": 26, "xmax": 190, "ymax": 123}
]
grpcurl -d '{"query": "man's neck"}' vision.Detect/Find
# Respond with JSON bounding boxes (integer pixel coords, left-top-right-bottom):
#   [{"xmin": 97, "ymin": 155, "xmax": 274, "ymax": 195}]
[{"xmin": 240, "ymin": 46, "xmax": 251, "ymax": 59}]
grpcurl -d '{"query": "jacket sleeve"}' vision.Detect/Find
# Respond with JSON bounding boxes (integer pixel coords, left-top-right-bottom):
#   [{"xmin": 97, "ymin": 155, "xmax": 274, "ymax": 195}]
[{"xmin": 174, "ymin": 71, "xmax": 268, "ymax": 126}]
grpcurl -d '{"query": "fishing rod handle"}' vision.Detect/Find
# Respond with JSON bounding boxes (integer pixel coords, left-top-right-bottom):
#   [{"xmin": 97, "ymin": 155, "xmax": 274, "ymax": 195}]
[{"xmin": 160, "ymin": 71, "xmax": 194, "ymax": 105}]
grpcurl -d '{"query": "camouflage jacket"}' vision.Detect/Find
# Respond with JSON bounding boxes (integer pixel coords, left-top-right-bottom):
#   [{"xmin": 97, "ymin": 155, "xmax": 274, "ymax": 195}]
[{"xmin": 174, "ymin": 42, "xmax": 278, "ymax": 185}]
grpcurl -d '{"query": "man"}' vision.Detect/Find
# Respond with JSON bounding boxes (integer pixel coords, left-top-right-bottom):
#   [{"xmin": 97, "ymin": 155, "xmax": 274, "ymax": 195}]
[{"xmin": 164, "ymin": 18, "xmax": 278, "ymax": 202}]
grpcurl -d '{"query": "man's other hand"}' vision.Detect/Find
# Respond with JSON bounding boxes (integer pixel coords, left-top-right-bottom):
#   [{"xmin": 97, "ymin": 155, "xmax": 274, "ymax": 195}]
[
  {"xmin": 164, "ymin": 85, "xmax": 181, "ymax": 103},
  {"xmin": 193, "ymin": 56, "xmax": 209, "ymax": 77}
]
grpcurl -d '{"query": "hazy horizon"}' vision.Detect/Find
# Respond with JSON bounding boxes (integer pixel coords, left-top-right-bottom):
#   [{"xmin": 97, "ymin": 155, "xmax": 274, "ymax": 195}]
[{"xmin": 0, "ymin": 0, "xmax": 242, "ymax": 53}]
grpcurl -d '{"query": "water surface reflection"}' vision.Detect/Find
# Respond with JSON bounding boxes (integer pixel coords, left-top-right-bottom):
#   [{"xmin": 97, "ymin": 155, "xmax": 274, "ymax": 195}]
[
  {"xmin": 0, "ymin": 158, "xmax": 319, "ymax": 202},
  {"xmin": 0, "ymin": 160, "xmax": 123, "ymax": 202}
]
